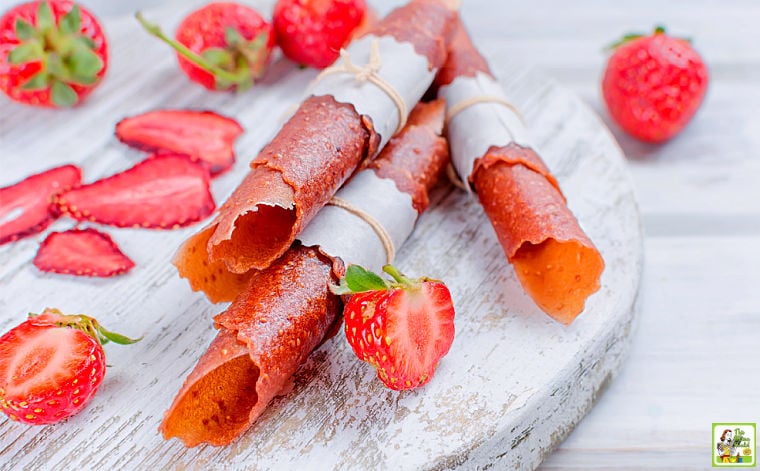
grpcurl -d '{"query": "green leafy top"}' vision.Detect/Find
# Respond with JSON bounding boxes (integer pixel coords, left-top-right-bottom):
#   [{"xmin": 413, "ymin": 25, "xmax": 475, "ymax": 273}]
[
  {"xmin": 8, "ymin": 1, "xmax": 105, "ymax": 106},
  {"xmin": 331, "ymin": 264, "xmax": 434, "ymax": 296},
  {"xmin": 31, "ymin": 308, "xmax": 142, "ymax": 346},
  {"xmin": 606, "ymin": 25, "xmax": 679, "ymax": 50}
]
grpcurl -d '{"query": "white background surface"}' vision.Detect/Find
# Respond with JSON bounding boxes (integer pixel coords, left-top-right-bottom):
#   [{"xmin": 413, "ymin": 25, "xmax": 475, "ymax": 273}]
[{"xmin": 1, "ymin": 0, "xmax": 759, "ymax": 469}]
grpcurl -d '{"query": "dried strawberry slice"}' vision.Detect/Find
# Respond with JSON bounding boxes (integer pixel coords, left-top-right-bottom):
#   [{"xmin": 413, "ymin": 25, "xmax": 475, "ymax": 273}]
[
  {"xmin": 0, "ymin": 165, "xmax": 82, "ymax": 246},
  {"xmin": 34, "ymin": 228, "xmax": 135, "ymax": 277},
  {"xmin": 55, "ymin": 154, "xmax": 216, "ymax": 229},
  {"xmin": 115, "ymin": 110, "xmax": 244, "ymax": 175}
]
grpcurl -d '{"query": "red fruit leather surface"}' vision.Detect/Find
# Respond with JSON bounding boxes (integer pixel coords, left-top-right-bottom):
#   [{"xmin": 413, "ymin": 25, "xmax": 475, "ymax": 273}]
[
  {"xmin": 368, "ymin": 0, "xmax": 454, "ymax": 69},
  {"xmin": 433, "ymin": 12, "xmax": 491, "ymax": 88},
  {"xmin": 174, "ymin": 100, "xmax": 448, "ymax": 303},
  {"xmin": 161, "ymin": 101, "xmax": 448, "ymax": 446},
  {"xmin": 439, "ymin": 16, "xmax": 604, "ymax": 324},
  {"xmin": 115, "ymin": 110, "xmax": 243, "ymax": 175},
  {"xmin": 367, "ymin": 99, "xmax": 449, "ymax": 214},
  {"xmin": 172, "ymin": 94, "xmax": 376, "ymax": 287},
  {"xmin": 0, "ymin": 165, "xmax": 82, "ymax": 245},
  {"xmin": 159, "ymin": 245, "xmax": 343, "ymax": 447},
  {"xmin": 473, "ymin": 146, "xmax": 605, "ymax": 325},
  {"xmin": 33, "ymin": 227, "xmax": 135, "ymax": 277}
]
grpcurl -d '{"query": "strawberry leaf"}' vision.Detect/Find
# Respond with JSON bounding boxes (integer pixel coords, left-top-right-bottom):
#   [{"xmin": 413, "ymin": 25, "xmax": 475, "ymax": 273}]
[
  {"xmin": 59, "ymin": 5, "xmax": 81, "ymax": 35},
  {"xmin": 8, "ymin": 41, "xmax": 43, "ymax": 64},
  {"xmin": 20, "ymin": 71, "xmax": 48, "ymax": 90},
  {"xmin": 68, "ymin": 47, "xmax": 104, "ymax": 83},
  {"xmin": 21, "ymin": 72, "xmax": 48, "ymax": 90},
  {"xmin": 36, "ymin": 1, "xmax": 55, "ymax": 32},
  {"xmin": 202, "ymin": 47, "xmax": 235, "ymax": 70},
  {"xmin": 73, "ymin": 35, "xmax": 96, "ymax": 49},
  {"xmin": 224, "ymin": 26, "xmax": 245, "ymax": 47},
  {"xmin": 14, "ymin": 18, "xmax": 36, "ymax": 40},
  {"xmin": 96, "ymin": 324, "xmax": 143, "ymax": 345},
  {"xmin": 237, "ymin": 32, "xmax": 269, "ymax": 77},
  {"xmin": 51, "ymin": 80, "xmax": 78, "ymax": 107},
  {"xmin": 47, "ymin": 54, "xmax": 67, "ymax": 77},
  {"xmin": 331, "ymin": 264, "xmax": 389, "ymax": 295}
]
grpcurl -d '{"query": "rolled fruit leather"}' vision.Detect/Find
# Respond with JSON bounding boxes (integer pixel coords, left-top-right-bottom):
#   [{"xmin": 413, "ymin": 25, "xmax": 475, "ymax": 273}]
[
  {"xmin": 159, "ymin": 100, "xmax": 449, "ymax": 447},
  {"xmin": 172, "ymin": 0, "xmax": 456, "ymax": 303},
  {"xmin": 436, "ymin": 16, "xmax": 604, "ymax": 325}
]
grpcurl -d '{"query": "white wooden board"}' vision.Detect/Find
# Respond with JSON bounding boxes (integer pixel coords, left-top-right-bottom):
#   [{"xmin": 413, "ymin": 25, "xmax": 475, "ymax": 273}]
[{"xmin": 0, "ymin": 6, "xmax": 642, "ymax": 470}]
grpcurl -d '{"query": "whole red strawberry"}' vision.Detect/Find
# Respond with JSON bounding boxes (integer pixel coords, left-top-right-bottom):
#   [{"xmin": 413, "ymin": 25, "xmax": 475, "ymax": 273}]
[
  {"xmin": 333, "ymin": 264, "xmax": 456, "ymax": 391},
  {"xmin": 136, "ymin": 2, "xmax": 274, "ymax": 91},
  {"xmin": 0, "ymin": 308, "xmax": 139, "ymax": 425},
  {"xmin": 0, "ymin": 0, "xmax": 108, "ymax": 107},
  {"xmin": 273, "ymin": 0, "xmax": 366, "ymax": 68},
  {"xmin": 602, "ymin": 26, "xmax": 708, "ymax": 143}
]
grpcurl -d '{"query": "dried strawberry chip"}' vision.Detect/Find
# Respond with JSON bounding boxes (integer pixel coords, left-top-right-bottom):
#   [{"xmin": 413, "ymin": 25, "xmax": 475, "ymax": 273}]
[
  {"xmin": 115, "ymin": 110, "xmax": 244, "ymax": 175},
  {"xmin": 55, "ymin": 154, "xmax": 216, "ymax": 229},
  {"xmin": 0, "ymin": 165, "xmax": 82, "ymax": 246},
  {"xmin": 34, "ymin": 228, "xmax": 135, "ymax": 277}
]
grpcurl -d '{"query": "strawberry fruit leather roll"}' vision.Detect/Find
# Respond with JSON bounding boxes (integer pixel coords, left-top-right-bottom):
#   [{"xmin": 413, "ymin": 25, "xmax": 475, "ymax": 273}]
[
  {"xmin": 160, "ymin": 100, "xmax": 449, "ymax": 447},
  {"xmin": 437, "ymin": 17, "xmax": 604, "ymax": 324},
  {"xmin": 172, "ymin": 0, "xmax": 455, "ymax": 301}
]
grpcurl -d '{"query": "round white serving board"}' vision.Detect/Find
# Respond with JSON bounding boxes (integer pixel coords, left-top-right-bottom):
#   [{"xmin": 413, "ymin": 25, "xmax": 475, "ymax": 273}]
[{"xmin": 0, "ymin": 5, "xmax": 642, "ymax": 470}]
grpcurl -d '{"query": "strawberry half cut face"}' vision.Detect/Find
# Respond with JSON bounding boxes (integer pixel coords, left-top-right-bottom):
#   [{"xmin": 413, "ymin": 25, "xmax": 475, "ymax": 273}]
[
  {"xmin": 0, "ymin": 310, "xmax": 104, "ymax": 424},
  {"xmin": 0, "ymin": 309, "xmax": 140, "ymax": 425},
  {"xmin": 335, "ymin": 264, "xmax": 456, "ymax": 391},
  {"xmin": 384, "ymin": 281, "xmax": 456, "ymax": 387}
]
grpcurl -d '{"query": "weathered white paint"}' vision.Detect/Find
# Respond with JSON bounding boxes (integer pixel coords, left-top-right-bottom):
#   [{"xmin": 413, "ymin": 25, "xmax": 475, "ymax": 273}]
[
  {"xmin": 14, "ymin": 0, "xmax": 759, "ymax": 469},
  {"xmin": 0, "ymin": 6, "xmax": 641, "ymax": 468}
]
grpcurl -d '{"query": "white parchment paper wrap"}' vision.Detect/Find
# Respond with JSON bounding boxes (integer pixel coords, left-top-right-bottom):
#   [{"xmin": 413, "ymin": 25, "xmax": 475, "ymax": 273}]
[
  {"xmin": 439, "ymin": 72, "xmax": 533, "ymax": 192},
  {"xmin": 297, "ymin": 171, "xmax": 417, "ymax": 274},
  {"xmin": 309, "ymin": 34, "xmax": 436, "ymax": 152}
]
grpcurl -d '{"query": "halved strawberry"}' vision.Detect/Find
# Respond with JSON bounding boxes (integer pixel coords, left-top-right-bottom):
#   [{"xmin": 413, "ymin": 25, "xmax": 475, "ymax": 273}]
[
  {"xmin": 332, "ymin": 264, "xmax": 456, "ymax": 390},
  {"xmin": 0, "ymin": 164, "xmax": 82, "ymax": 246},
  {"xmin": 33, "ymin": 227, "xmax": 134, "ymax": 277},
  {"xmin": 0, "ymin": 308, "xmax": 139, "ymax": 425},
  {"xmin": 115, "ymin": 110, "xmax": 243, "ymax": 175},
  {"xmin": 55, "ymin": 154, "xmax": 215, "ymax": 229}
]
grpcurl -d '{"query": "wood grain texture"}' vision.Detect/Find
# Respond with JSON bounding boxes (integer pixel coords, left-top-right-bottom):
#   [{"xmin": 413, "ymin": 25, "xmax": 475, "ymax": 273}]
[{"xmin": 0, "ymin": 1, "xmax": 646, "ymax": 470}]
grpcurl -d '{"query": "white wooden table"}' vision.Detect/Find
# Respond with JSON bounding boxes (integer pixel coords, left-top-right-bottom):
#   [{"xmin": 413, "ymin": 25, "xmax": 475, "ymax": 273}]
[{"xmin": 1, "ymin": 0, "xmax": 758, "ymax": 469}]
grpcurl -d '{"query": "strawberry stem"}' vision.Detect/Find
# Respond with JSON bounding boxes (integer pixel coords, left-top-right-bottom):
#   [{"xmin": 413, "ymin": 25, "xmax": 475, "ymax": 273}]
[
  {"xmin": 135, "ymin": 12, "xmax": 252, "ymax": 89},
  {"xmin": 382, "ymin": 264, "xmax": 413, "ymax": 286},
  {"xmin": 32, "ymin": 308, "xmax": 142, "ymax": 346}
]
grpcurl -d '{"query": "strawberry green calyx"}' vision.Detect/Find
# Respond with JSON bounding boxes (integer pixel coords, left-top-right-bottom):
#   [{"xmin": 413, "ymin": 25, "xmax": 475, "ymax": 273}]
[
  {"xmin": 30, "ymin": 308, "xmax": 142, "ymax": 346},
  {"xmin": 331, "ymin": 264, "xmax": 435, "ymax": 295},
  {"xmin": 135, "ymin": 11, "xmax": 267, "ymax": 91},
  {"xmin": 8, "ymin": 1, "xmax": 105, "ymax": 106},
  {"xmin": 606, "ymin": 25, "xmax": 669, "ymax": 50}
]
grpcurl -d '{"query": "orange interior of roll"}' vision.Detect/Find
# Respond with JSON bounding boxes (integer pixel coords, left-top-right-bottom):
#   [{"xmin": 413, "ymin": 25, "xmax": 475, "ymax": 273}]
[
  {"xmin": 511, "ymin": 238, "xmax": 605, "ymax": 325},
  {"xmin": 161, "ymin": 353, "xmax": 260, "ymax": 447},
  {"xmin": 210, "ymin": 204, "xmax": 297, "ymax": 273},
  {"xmin": 207, "ymin": 168, "xmax": 297, "ymax": 274},
  {"xmin": 173, "ymin": 226, "xmax": 255, "ymax": 303}
]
